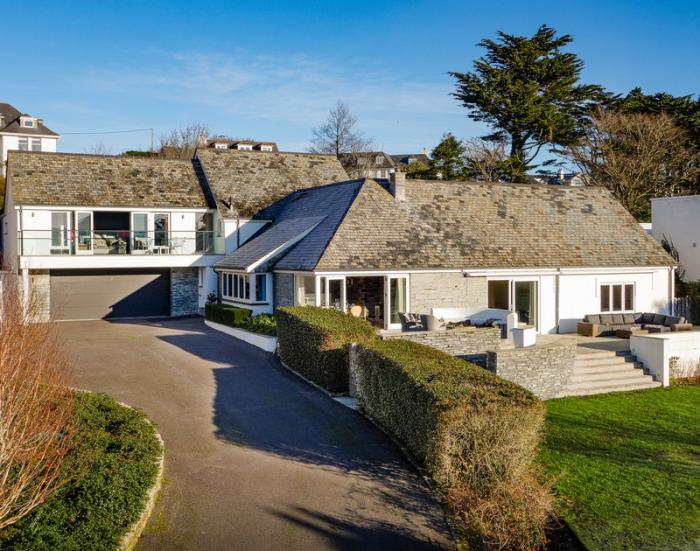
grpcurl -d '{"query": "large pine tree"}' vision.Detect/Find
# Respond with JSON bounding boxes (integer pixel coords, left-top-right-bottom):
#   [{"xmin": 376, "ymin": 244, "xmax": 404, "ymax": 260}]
[{"xmin": 450, "ymin": 25, "xmax": 606, "ymax": 182}]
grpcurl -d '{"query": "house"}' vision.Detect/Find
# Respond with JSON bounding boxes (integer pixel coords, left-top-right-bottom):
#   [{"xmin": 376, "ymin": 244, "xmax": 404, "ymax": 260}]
[
  {"xmin": 390, "ymin": 152, "xmax": 430, "ymax": 170},
  {"xmin": 651, "ymin": 195, "xmax": 700, "ymax": 281},
  {"xmin": 0, "ymin": 103, "xmax": 59, "ymax": 175},
  {"xmin": 205, "ymin": 137, "xmax": 278, "ymax": 152},
  {"xmin": 1, "ymin": 148, "xmax": 347, "ymax": 321},
  {"xmin": 215, "ymin": 172, "xmax": 675, "ymax": 332},
  {"xmin": 340, "ymin": 151, "xmax": 395, "ymax": 179}
]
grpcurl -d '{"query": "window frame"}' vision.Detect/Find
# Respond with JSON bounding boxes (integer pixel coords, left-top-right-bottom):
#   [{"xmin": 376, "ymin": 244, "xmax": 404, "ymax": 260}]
[
  {"xmin": 22, "ymin": 119, "xmax": 35, "ymax": 128},
  {"xmin": 18, "ymin": 137, "xmax": 29, "ymax": 151},
  {"xmin": 600, "ymin": 283, "xmax": 635, "ymax": 313},
  {"xmin": 221, "ymin": 271, "xmax": 268, "ymax": 304}
]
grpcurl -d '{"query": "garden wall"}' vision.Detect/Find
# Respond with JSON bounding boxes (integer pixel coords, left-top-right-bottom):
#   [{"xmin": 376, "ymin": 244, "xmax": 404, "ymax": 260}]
[{"xmin": 486, "ymin": 339, "xmax": 577, "ymax": 399}]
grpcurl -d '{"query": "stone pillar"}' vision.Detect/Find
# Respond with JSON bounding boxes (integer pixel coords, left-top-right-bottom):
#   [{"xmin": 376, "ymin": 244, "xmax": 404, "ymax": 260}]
[{"xmin": 170, "ymin": 268, "xmax": 199, "ymax": 317}]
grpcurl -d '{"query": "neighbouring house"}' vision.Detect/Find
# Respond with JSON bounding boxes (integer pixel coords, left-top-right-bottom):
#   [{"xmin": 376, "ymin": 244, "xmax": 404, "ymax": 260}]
[
  {"xmin": 340, "ymin": 151, "xmax": 395, "ymax": 179},
  {"xmin": 0, "ymin": 148, "xmax": 347, "ymax": 321},
  {"xmin": 0, "ymin": 102, "xmax": 59, "ymax": 176},
  {"xmin": 205, "ymin": 137, "xmax": 278, "ymax": 152},
  {"xmin": 390, "ymin": 152, "xmax": 430, "ymax": 170},
  {"xmin": 651, "ymin": 195, "xmax": 700, "ymax": 281},
  {"xmin": 214, "ymin": 171, "xmax": 675, "ymax": 333}
]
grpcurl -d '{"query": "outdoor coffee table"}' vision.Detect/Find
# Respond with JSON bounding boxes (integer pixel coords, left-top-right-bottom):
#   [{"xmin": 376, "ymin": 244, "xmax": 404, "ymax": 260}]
[{"xmin": 616, "ymin": 328, "xmax": 648, "ymax": 339}]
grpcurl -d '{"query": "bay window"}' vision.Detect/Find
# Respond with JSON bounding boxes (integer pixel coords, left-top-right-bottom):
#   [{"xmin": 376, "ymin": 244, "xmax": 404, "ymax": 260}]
[
  {"xmin": 295, "ymin": 275, "xmax": 316, "ymax": 306},
  {"xmin": 221, "ymin": 272, "xmax": 268, "ymax": 303},
  {"xmin": 600, "ymin": 283, "xmax": 634, "ymax": 313}
]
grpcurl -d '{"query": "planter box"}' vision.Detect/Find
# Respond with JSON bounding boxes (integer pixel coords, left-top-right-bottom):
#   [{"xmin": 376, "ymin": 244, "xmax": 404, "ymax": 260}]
[{"xmin": 205, "ymin": 320, "xmax": 278, "ymax": 353}]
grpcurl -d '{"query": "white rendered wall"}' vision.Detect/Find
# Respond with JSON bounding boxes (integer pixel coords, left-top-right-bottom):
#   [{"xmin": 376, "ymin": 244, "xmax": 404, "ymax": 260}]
[
  {"xmin": 2, "ymin": 136, "xmax": 58, "ymax": 174},
  {"xmin": 630, "ymin": 332, "xmax": 700, "ymax": 386},
  {"xmin": 652, "ymin": 196, "xmax": 700, "ymax": 281},
  {"xmin": 557, "ymin": 269, "xmax": 671, "ymax": 333},
  {"xmin": 223, "ymin": 219, "xmax": 269, "ymax": 254},
  {"xmin": 198, "ymin": 266, "xmax": 218, "ymax": 308}
]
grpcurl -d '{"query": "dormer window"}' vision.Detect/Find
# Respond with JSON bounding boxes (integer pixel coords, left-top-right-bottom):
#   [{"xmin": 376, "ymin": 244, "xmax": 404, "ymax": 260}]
[
  {"xmin": 260, "ymin": 145, "xmax": 273, "ymax": 152},
  {"xmin": 375, "ymin": 155, "xmax": 383, "ymax": 165},
  {"xmin": 236, "ymin": 144, "xmax": 253, "ymax": 151},
  {"xmin": 20, "ymin": 117, "xmax": 36, "ymax": 128},
  {"xmin": 214, "ymin": 143, "xmax": 228, "ymax": 149}
]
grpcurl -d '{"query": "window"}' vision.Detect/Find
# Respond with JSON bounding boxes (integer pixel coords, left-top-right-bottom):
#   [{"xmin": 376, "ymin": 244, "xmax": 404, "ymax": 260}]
[
  {"xmin": 260, "ymin": 145, "xmax": 273, "ymax": 152},
  {"xmin": 600, "ymin": 283, "xmax": 634, "ymax": 312},
  {"xmin": 236, "ymin": 144, "xmax": 253, "ymax": 151},
  {"xmin": 375, "ymin": 155, "xmax": 383, "ymax": 165},
  {"xmin": 222, "ymin": 272, "xmax": 251, "ymax": 301},
  {"xmin": 31, "ymin": 138, "xmax": 41, "ymax": 152},
  {"xmin": 214, "ymin": 143, "xmax": 228, "ymax": 149},
  {"xmin": 255, "ymin": 274, "xmax": 267, "ymax": 302},
  {"xmin": 198, "ymin": 268, "xmax": 204, "ymax": 288},
  {"xmin": 51, "ymin": 211, "xmax": 70, "ymax": 254},
  {"xmin": 18, "ymin": 138, "xmax": 28, "ymax": 151},
  {"xmin": 295, "ymin": 275, "xmax": 316, "ymax": 306},
  {"xmin": 22, "ymin": 119, "xmax": 35, "ymax": 127}
]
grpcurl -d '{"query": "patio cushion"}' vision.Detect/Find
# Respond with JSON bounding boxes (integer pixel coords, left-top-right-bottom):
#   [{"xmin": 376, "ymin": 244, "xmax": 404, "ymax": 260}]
[
  {"xmin": 652, "ymin": 314, "xmax": 666, "ymax": 325},
  {"xmin": 599, "ymin": 314, "xmax": 614, "ymax": 324},
  {"xmin": 612, "ymin": 314, "xmax": 625, "ymax": 324},
  {"xmin": 586, "ymin": 314, "xmax": 601, "ymax": 324},
  {"xmin": 665, "ymin": 316, "xmax": 681, "ymax": 326},
  {"xmin": 623, "ymin": 313, "xmax": 637, "ymax": 324},
  {"xmin": 633, "ymin": 313, "xmax": 645, "ymax": 323},
  {"xmin": 642, "ymin": 312, "xmax": 655, "ymax": 324}
]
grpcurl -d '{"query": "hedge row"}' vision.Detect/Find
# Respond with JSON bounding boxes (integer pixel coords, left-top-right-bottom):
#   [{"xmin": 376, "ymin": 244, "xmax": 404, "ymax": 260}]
[
  {"xmin": 351, "ymin": 339, "xmax": 551, "ymax": 550},
  {"xmin": 275, "ymin": 306, "xmax": 376, "ymax": 393},
  {"xmin": 205, "ymin": 303, "xmax": 276, "ymax": 336}
]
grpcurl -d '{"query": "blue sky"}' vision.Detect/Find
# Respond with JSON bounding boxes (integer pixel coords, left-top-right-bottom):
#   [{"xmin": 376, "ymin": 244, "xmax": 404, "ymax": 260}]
[{"xmin": 3, "ymin": 0, "xmax": 699, "ymax": 154}]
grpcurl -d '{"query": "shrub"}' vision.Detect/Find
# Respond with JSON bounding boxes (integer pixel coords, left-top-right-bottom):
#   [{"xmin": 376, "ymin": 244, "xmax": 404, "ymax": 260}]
[
  {"xmin": 351, "ymin": 339, "xmax": 552, "ymax": 550},
  {"xmin": 275, "ymin": 306, "xmax": 376, "ymax": 393},
  {"xmin": 0, "ymin": 392, "xmax": 162, "ymax": 550},
  {"xmin": 240, "ymin": 314, "xmax": 277, "ymax": 336},
  {"xmin": 205, "ymin": 303, "xmax": 252, "ymax": 326}
]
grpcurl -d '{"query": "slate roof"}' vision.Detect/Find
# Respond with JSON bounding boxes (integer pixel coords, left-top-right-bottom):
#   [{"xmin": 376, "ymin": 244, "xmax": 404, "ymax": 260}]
[
  {"xmin": 216, "ymin": 178, "xmax": 674, "ymax": 272},
  {"xmin": 215, "ymin": 216, "xmax": 325, "ymax": 270},
  {"xmin": 7, "ymin": 151, "xmax": 211, "ymax": 209},
  {"xmin": 196, "ymin": 148, "xmax": 348, "ymax": 219},
  {"xmin": 390, "ymin": 153, "xmax": 430, "ymax": 168},
  {"xmin": 0, "ymin": 103, "xmax": 59, "ymax": 137}
]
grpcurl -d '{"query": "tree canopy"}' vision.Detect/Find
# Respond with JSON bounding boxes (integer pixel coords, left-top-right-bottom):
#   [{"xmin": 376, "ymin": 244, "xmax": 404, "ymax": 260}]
[
  {"xmin": 429, "ymin": 133, "xmax": 466, "ymax": 180},
  {"xmin": 450, "ymin": 24, "xmax": 607, "ymax": 182}
]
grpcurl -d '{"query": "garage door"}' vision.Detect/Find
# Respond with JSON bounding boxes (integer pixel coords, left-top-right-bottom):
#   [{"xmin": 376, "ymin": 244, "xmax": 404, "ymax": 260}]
[{"xmin": 51, "ymin": 269, "xmax": 170, "ymax": 320}]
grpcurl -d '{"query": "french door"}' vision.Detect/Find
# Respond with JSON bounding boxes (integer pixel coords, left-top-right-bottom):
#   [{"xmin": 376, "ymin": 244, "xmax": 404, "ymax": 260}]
[
  {"xmin": 75, "ymin": 211, "xmax": 93, "ymax": 254},
  {"xmin": 488, "ymin": 278, "xmax": 539, "ymax": 330},
  {"xmin": 386, "ymin": 275, "xmax": 409, "ymax": 330},
  {"xmin": 318, "ymin": 276, "xmax": 346, "ymax": 311}
]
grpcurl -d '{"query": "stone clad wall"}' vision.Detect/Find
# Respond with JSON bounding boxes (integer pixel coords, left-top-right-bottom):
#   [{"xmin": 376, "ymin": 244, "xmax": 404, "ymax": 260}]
[
  {"xmin": 29, "ymin": 270, "xmax": 51, "ymax": 322},
  {"xmin": 486, "ymin": 340, "xmax": 577, "ymax": 399},
  {"xmin": 171, "ymin": 268, "xmax": 199, "ymax": 317},
  {"xmin": 382, "ymin": 327, "xmax": 501, "ymax": 364},
  {"xmin": 274, "ymin": 273, "xmax": 295, "ymax": 308},
  {"xmin": 409, "ymin": 273, "xmax": 487, "ymax": 315}
]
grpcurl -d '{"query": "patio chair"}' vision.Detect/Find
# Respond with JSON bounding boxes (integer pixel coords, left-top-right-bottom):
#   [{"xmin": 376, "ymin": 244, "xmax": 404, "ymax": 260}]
[{"xmin": 398, "ymin": 312, "xmax": 423, "ymax": 332}]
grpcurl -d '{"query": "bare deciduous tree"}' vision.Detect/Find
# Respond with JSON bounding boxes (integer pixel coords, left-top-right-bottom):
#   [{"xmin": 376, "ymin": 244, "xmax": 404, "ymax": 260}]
[
  {"xmin": 564, "ymin": 108, "xmax": 700, "ymax": 220},
  {"xmin": 310, "ymin": 101, "xmax": 373, "ymax": 176},
  {"xmin": 463, "ymin": 138, "xmax": 508, "ymax": 182},
  {"xmin": 158, "ymin": 123, "xmax": 209, "ymax": 160},
  {"xmin": 0, "ymin": 271, "xmax": 73, "ymax": 529},
  {"xmin": 83, "ymin": 140, "xmax": 113, "ymax": 155}
]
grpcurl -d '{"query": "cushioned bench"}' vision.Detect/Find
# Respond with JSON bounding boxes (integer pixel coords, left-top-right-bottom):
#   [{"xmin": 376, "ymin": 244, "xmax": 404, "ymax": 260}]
[{"xmin": 577, "ymin": 312, "xmax": 692, "ymax": 337}]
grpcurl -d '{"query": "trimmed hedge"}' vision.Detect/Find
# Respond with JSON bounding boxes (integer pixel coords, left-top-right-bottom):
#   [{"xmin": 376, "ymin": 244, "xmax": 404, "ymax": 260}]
[
  {"xmin": 0, "ymin": 392, "xmax": 162, "ymax": 551},
  {"xmin": 275, "ymin": 306, "xmax": 376, "ymax": 393},
  {"xmin": 205, "ymin": 303, "xmax": 277, "ymax": 336},
  {"xmin": 351, "ymin": 339, "xmax": 551, "ymax": 549}
]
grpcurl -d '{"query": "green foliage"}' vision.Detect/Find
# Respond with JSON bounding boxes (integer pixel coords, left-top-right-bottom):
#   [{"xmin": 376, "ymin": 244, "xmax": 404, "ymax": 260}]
[
  {"xmin": 429, "ymin": 133, "xmax": 466, "ymax": 180},
  {"xmin": 541, "ymin": 386, "xmax": 700, "ymax": 550},
  {"xmin": 205, "ymin": 303, "xmax": 276, "ymax": 336},
  {"xmin": 0, "ymin": 175, "xmax": 5, "ymax": 210},
  {"xmin": 353, "ymin": 339, "xmax": 538, "ymax": 467},
  {"xmin": 352, "ymin": 339, "xmax": 550, "ymax": 549},
  {"xmin": 121, "ymin": 150, "xmax": 157, "ymax": 157},
  {"xmin": 678, "ymin": 280, "xmax": 700, "ymax": 324},
  {"xmin": 404, "ymin": 160, "xmax": 431, "ymax": 179},
  {"xmin": 275, "ymin": 306, "xmax": 376, "ymax": 393},
  {"xmin": 0, "ymin": 392, "xmax": 162, "ymax": 551},
  {"xmin": 450, "ymin": 24, "xmax": 607, "ymax": 182}
]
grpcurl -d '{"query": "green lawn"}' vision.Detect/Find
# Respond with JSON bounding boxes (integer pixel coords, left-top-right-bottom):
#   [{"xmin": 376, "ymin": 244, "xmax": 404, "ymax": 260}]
[{"xmin": 540, "ymin": 385, "xmax": 700, "ymax": 551}]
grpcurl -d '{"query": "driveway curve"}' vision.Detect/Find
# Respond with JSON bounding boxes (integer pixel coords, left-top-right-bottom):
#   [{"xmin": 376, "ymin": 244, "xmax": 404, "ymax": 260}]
[{"xmin": 60, "ymin": 317, "xmax": 452, "ymax": 550}]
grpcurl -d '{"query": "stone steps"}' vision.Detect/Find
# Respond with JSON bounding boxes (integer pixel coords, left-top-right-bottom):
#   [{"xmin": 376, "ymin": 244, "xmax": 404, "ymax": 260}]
[{"xmin": 558, "ymin": 347, "xmax": 660, "ymax": 397}]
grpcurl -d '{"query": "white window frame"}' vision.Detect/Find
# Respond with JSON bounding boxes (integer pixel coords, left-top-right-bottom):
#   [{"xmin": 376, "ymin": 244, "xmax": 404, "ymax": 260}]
[
  {"xmin": 600, "ymin": 283, "xmax": 635, "ymax": 313},
  {"xmin": 260, "ymin": 145, "xmax": 273, "ymax": 152},
  {"xmin": 30, "ymin": 138, "xmax": 41, "ymax": 152},
  {"xmin": 18, "ymin": 137, "xmax": 29, "ymax": 151},
  {"xmin": 222, "ymin": 271, "xmax": 269, "ymax": 304},
  {"xmin": 236, "ymin": 144, "xmax": 253, "ymax": 151},
  {"xmin": 22, "ymin": 119, "xmax": 35, "ymax": 128}
]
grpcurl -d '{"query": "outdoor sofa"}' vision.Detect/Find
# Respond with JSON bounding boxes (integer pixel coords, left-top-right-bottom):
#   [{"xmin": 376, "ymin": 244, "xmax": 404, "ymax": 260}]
[{"xmin": 577, "ymin": 312, "xmax": 692, "ymax": 337}]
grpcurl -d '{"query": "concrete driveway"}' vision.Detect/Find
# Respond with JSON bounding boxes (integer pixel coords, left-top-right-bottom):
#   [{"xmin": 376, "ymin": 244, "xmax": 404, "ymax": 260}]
[{"xmin": 60, "ymin": 317, "xmax": 452, "ymax": 550}]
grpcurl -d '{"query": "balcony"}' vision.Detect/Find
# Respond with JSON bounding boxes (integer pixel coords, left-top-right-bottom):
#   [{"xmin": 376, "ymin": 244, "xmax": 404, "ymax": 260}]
[{"xmin": 18, "ymin": 230, "xmax": 223, "ymax": 256}]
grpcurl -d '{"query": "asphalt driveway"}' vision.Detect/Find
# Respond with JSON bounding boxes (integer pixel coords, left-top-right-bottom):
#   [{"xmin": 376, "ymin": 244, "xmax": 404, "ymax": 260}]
[{"xmin": 60, "ymin": 317, "xmax": 452, "ymax": 550}]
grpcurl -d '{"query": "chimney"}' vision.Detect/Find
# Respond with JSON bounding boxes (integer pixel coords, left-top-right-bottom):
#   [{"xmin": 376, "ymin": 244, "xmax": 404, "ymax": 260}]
[{"xmin": 389, "ymin": 170, "xmax": 406, "ymax": 201}]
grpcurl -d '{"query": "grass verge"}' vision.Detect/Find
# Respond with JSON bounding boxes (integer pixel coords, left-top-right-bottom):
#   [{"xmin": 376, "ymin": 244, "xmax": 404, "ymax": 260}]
[
  {"xmin": 0, "ymin": 392, "xmax": 163, "ymax": 551},
  {"xmin": 540, "ymin": 385, "xmax": 700, "ymax": 550}
]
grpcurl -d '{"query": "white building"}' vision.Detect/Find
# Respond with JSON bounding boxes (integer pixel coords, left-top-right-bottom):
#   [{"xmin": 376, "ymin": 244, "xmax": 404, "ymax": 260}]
[
  {"xmin": 0, "ymin": 103, "xmax": 59, "ymax": 176},
  {"xmin": 652, "ymin": 195, "xmax": 700, "ymax": 281}
]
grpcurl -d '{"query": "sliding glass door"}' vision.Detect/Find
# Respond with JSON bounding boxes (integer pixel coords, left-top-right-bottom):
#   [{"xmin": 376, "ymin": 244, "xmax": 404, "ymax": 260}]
[
  {"xmin": 386, "ymin": 275, "xmax": 408, "ymax": 329},
  {"xmin": 513, "ymin": 280, "xmax": 537, "ymax": 327},
  {"xmin": 75, "ymin": 211, "xmax": 93, "ymax": 254}
]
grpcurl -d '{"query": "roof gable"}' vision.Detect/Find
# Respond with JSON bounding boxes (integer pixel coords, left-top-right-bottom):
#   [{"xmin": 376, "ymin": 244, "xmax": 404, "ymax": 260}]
[
  {"xmin": 196, "ymin": 148, "xmax": 348, "ymax": 219},
  {"xmin": 8, "ymin": 151, "xmax": 211, "ymax": 209}
]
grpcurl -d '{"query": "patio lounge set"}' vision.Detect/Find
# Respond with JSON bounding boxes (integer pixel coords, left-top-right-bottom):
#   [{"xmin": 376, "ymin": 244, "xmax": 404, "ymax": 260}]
[
  {"xmin": 577, "ymin": 312, "xmax": 693, "ymax": 338},
  {"xmin": 398, "ymin": 308, "xmax": 510, "ymax": 333}
]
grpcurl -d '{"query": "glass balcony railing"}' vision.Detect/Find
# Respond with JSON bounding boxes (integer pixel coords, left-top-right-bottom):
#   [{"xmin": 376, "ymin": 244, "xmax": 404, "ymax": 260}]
[{"xmin": 18, "ymin": 230, "xmax": 223, "ymax": 256}]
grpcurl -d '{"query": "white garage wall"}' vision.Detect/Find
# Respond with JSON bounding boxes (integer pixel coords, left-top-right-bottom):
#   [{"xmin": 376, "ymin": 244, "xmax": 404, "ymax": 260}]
[{"xmin": 652, "ymin": 196, "xmax": 700, "ymax": 281}]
